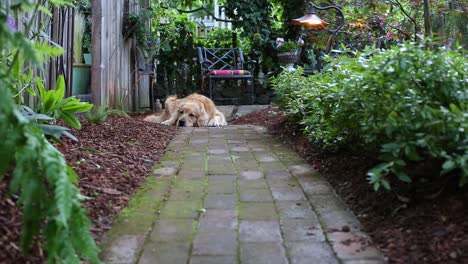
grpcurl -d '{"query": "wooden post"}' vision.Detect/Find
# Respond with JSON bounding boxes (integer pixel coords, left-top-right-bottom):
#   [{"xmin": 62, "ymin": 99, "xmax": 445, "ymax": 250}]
[
  {"xmin": 91, "ymin": 0, "xmax": 102, "ymax": 106},
  {"xmin": 423, "ymin": 0, "xmax": 431, "ymax": 37},
  {"xmin": 232, "ymin": 32, "xmax": 237, "ymax": 48}
]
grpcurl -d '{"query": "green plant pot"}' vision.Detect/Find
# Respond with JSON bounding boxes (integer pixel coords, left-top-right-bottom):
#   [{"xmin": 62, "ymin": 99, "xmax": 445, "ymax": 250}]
[
  {"xmin": 83, "ymin": 53, "xmax": 92, "ymax": 64},
  {"xmin": 72, "ymin": 64, "xmax": 91, "ymax": 95}
]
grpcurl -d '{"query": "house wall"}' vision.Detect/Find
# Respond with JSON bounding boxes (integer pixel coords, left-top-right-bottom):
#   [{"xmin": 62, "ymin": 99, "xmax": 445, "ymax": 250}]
[{"xmin": 188, "ymin": 0, "xmax": 233, "ymax": 37}]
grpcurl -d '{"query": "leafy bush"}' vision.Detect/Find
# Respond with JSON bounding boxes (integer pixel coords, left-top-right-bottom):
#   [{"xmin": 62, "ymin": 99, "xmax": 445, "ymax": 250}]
[
  {"xmin": 196, "ymin": 28, "xmax": 252, "ymax": 54},
  {"xmin": 32, "ymin": 75, "xmax": 93, "ymax": 129},
  {"xmin": 1, "ymin": 87, "xmax": 100, "ymax": 264},
  {"xmin": 271, "ymin": 42, "xmax": 467, "ymax": 191},
  {"xmin": 1, "ymin": 1, "xmax": 100, "ymax": 262},
  {"xmin": 85, "ymin": 104, "xmax": 129, "ymax": 124},
  {"xmin": 20, "ymin": 105, "xmax": 78, "ymax": 142},
  {"xmin": 276, "ymin": 39, "xmax": 300, "ymax": 52}
]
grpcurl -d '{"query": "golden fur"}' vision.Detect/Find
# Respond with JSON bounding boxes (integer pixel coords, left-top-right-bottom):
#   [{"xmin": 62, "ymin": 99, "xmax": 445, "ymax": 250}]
[{"xmin": 144, "ymin": 94, "xmax": 227, "ymax": 127}]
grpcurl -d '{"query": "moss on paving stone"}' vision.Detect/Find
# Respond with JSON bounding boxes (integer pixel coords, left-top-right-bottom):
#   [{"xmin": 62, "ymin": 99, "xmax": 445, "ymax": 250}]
[
  {"xmin": 159, "ymin": 200, "xmax": 202, "ymax": 219},
  {"xmin": 120, "ymin": 176, "xmax": 173, "ymax": 216},
  {"xmin": 259, "ymin": 162, "xmax": 287, "ymax": 172},
  {"xmin": 172, "ymin": 178, "xmax": 205, "ymax": 192},
  {"xmin": 108, "ymin": 213, "xmax": 156, "ymax": 237},
  {"xmin": 150, "ymin": 219, "xmax": 198, "ymax": 242},
  {"xmin": 239, "ymin": 202, "xmax": 278, "ymax": 220},
  {"xmin": 104, "ymin": 176, "xmax": 173, "ymax": 237},
  {"xmin": 160, "ymin": 150, "xmax": 182, "ymax": 162}
]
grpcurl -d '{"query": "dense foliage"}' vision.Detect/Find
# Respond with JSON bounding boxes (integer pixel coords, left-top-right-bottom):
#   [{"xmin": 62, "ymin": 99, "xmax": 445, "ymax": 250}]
[
  {"xmin": 33, "ymin": 75, "xmax": 93, "ymax": 129},
  {"xmin": 271, "ymin": 42, "xmax": 467, "ymax": 191},
  {"xmin": 1, "ymin": 0, "xmax": 100, "ymax": 262}
]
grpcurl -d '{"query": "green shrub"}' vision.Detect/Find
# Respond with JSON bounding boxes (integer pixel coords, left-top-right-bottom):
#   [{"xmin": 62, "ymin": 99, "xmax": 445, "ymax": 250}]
[
  {"xmin": 1, "ymin": 87, "xmax": 100, "ymax": 264},
  {"xmin": 1, "ymin": 1, "xmax": 100, "ymax": 262},
  {"xmin": 271, "ymin": 42, "xmax": 467, "ymax": 191},
  {"xmin": 20, "ymin": 105, "xmax": 78, "ymax": 142},
  {"xmin": 85, "ymin": 104, "xmax": 129, "ymax": 124},
  {"xmin": 196, "ymin": 28, "xmax": 251, "ymax": 54},
  {"xmin": 277, "ymin": 40, "xmax": 300, "ymax": 52},
  {"xmin": 32, "ymin": 75, "xmax": 93, "ymax": 129}
]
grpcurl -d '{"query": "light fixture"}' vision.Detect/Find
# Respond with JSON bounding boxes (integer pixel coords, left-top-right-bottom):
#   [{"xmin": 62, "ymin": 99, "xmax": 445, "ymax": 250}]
[{"xmin": 292, "ymin": 2, "xmax": 345, "ymax": 53}]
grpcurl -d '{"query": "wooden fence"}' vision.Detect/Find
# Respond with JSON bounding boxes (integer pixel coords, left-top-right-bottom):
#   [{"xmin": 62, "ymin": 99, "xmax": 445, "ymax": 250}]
[
  {"xmin": 95, "ymin": 0, "xmax": 152, "ymax": 111},
  {"xmin": 3, "ymin": 0, "xmax": 74, "ymax": 103}
]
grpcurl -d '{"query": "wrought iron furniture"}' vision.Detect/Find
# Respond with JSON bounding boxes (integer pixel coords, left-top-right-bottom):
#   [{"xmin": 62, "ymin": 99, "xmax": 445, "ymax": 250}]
[{"xmin": 197, "ymin": 47, "xmax": 255, "ymax": 104}]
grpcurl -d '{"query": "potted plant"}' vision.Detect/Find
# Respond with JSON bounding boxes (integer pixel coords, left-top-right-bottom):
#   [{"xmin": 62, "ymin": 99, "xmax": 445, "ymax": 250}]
[
  {"xmin": 276, "ymin": 38, "xmax": 304, "ymax": 71},
  {"xmin": 72, "ymin": 12, "xmax": 91, "ymax": 95},
  {"xmin": 76, "ymin": 0, "xmax": 92, "ymax": 64},
  {"xmin": 83, "ymin": 29, "xmax": 92, "ymax": 64}
]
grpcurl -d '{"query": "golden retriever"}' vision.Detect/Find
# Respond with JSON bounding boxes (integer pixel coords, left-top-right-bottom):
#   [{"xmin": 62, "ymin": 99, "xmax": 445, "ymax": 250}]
[{"xmin": 144, "ymin": 93, "xmax": 227, "ymax": 127}]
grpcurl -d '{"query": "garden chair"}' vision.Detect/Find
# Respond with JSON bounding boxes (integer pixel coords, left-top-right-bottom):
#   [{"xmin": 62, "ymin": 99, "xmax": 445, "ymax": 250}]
[{"xmin": 197, "ymin": 47, "xmax": 256, "ymax": 104}]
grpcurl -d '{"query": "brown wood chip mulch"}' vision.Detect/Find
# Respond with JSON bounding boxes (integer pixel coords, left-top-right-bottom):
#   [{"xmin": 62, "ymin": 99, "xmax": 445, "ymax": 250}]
[{"xmin": 0, "ymin": 115, "xmax": 177, "ymax": 263}]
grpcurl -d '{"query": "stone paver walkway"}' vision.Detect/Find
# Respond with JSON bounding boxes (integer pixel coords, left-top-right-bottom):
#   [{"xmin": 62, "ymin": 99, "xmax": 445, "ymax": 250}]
[{"xmin": 100, "ymin": 126, "xmax": 386, "ymax": 264}]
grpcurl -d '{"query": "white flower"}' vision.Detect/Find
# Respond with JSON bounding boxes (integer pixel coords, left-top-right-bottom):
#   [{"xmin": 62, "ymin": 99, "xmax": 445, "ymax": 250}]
[
  {"xmin": 276, "ymin": 37, "xmax": 285, "ymax": 49},
  {"xmin": 297, "ymin": 38, "xmax": 305, "ymax": 46}
]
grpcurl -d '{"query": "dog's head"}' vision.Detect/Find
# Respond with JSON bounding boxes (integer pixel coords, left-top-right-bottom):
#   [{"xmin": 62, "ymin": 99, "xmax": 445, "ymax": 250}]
[{"xmin": 176, "ymin": 101, "xmax": 209, "ymax": 127}]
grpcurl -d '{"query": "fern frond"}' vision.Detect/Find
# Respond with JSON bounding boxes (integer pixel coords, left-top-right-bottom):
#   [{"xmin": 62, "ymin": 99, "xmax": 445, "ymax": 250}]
[{"xmin": 2, "ymin": 86, "xmax": 101, "ymax": 263}]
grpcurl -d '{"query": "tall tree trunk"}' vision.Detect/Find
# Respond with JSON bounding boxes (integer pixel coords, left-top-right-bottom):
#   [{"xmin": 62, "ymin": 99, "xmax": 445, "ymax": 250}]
[
  {"xmin": 423, "ymin": 0, "xmax": 432, "ymax": 37},
  {"xmin": 91, "ymin": 0, "xmax": 102, "ymax": 106}
]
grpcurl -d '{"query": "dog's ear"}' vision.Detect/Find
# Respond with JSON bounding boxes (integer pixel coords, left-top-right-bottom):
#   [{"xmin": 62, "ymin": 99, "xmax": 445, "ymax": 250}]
[{"xmin": 196, "ymin": 104, "xmax": 209, "ymax": 127}]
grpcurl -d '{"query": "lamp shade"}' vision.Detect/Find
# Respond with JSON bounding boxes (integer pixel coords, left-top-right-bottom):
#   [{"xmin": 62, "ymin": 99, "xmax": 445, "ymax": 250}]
[{"xmin": 292, "ymin": 13, "xmax": 328, "ymax": 29}]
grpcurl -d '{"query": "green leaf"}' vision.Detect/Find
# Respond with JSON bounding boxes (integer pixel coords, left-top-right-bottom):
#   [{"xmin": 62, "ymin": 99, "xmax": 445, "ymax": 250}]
[
  {"xmin": 55, "ymin": 75, "xmax": 66, "ymax": 102},
  {"xmin": 43, "ymin": 90, "xmax": 57, "ymax": 114},
  {"xmin": 381, "ymin": 179, "xmax": 391, "ymax": 190},
  {"xmin": 449, "ymin": 103, "xmax": 461, "ymax": 114},
  {"xmin": 442, "ymin": 160, "xmax": 455, "ymax": 173},
  {"xmin": 373, "ymin": 182, "xmax": 380, "ymax": 191},
  {"xmin": 67, "ymin": 165, "xmax": 79, "ymax": 185},
  {"xmin": 38, "ymin": 5, "xmax": 52, "ymax": 16},
  {"xmin": 62, "ymin": 102, "xmax": 94, "ymax": 113},
  {"xmin": 62, "ymin": 131, "xmax": 78, "ymax": 142},
  {"xmin": 60, "ymin": 111, "xmax": 81, "ymax": 129},
  {"xmin": 36, "ymin": 123, "xmax": 77, "ymax": 141},
  {"xmin": 395, "ymin": 170, "xmax": 412, "ymax": 183},
  {"xmin": 26, "ymin": 87, "xmax": 36, "ymax": 96},
  {"xmin": 36, "ymin": 76, "xmax": 46, "ymax": 102}
]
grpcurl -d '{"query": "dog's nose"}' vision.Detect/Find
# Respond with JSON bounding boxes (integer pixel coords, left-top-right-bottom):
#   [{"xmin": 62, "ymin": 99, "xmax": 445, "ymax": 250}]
[{"xmin": 178, "ymin": 120, "xmax": 185, "ymax": 127}]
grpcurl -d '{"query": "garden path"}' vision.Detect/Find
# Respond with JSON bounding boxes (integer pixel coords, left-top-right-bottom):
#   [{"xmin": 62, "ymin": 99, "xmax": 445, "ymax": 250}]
[{"xmin": 100, "ymin": 125, "xmax": 386, "ymax": 264}]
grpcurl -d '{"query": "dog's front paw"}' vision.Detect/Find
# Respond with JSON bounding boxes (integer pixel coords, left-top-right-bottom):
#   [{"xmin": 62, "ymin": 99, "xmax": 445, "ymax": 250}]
[
  {"xmin": 208, "ymin": 120, "xmax": 219, "ymax": 127},
  {"xmin": 161, "ymin": 120, "xmax": 172, "ymax": 126},
  {"xmin": 209, "ymin": 120, "xmax": 226, "ymax": 127}
]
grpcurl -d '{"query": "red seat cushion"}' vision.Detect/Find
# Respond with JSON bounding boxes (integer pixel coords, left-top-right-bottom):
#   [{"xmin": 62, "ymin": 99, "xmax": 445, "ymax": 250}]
[{"xmin": 209, "ymin": 69, "xmax": 251, "ymax": 76}]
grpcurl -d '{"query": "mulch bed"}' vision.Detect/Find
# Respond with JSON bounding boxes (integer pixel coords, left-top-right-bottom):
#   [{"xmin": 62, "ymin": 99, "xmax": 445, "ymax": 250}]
[
  {"xmin": 0, "ymin": 115, "xmax": 177, "ymax": 263},
  {"xmin": 231, "ymin": 106, "xmax": 468, "ymax": 264}
]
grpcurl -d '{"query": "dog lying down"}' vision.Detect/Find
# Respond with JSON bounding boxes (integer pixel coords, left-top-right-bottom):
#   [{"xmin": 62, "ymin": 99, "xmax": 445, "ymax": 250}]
[{"xmin": 144, "ymin": 93, "xmax": 227, "ymax": 127}]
